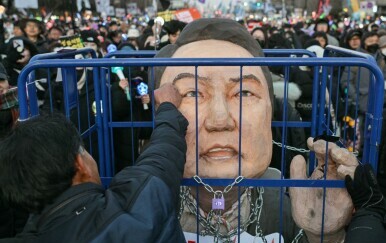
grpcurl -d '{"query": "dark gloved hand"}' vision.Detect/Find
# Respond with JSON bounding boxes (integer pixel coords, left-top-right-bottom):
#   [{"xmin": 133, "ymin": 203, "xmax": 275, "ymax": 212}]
[{"xmin": 345, "ymin": 163, "xmax": 386, "ymax": 216}]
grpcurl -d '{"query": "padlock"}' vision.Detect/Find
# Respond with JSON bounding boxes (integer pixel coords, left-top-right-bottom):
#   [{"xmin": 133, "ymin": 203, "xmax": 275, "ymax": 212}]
[{"xmin": 212, "ymin": 193, "xmax": 225, "ymax": 210}]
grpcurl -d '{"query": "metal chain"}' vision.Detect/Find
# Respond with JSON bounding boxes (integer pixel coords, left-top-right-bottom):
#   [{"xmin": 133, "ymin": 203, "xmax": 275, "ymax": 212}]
[
  {"xmin": 272, "ymin": 139, "xmax": 359, "ymax": 157},
  {"xmin": 272, "ymin": 140, "xmax": 310, "ymax": 153},
  {"xmin": 179, "ymin": 186, "xmax": 264, "ymax": 243},
  {"xmin": 193, "ymin": 175, "xmax": 245, "ymax": 195}
]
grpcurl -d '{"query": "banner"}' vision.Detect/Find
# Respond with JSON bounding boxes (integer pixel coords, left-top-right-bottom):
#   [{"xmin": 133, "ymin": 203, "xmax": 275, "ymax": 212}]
[
  {"xmin": 175, "ymin": 8, "xmax": 201, "ymax": 23},
  {"xmin": 108, "ymin": 6, "xmax": 115, "ymax": 16},
  {"xmin": 59, "ymin": 35, "xmax": 84, "ymax": 49},
  {"xmin": 15, "ymin": 0, "xmax": 38, "ymax": 9},
  {"xmin": 351, "ymin": 0, "xmax": 360, "ymax": 12},
  {"xmin": 127, "ymin": 3, "xmax": 138, "ymax": 15},
  {"xmin": 115, "ymin": 8, "xmax": 125, "ymax": 17}
]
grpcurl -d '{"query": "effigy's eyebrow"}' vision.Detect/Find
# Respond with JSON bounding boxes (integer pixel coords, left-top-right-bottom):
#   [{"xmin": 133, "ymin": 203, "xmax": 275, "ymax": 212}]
[
  {"xmin": 229, "ymin": 74, "xmax": 262, "ymax": 86},
  {"xmin": 172, "ymin": 72, "xmax": 209, "ymax": 84}
]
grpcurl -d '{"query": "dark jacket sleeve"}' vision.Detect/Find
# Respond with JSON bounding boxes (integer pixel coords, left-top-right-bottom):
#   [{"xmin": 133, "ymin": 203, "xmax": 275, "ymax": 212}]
[
  {"xmin": 345, "ymin": 209, "xmax": 386, "ymax": 243},
  {"xmin": 112, "ymin": 102, "xmax": 188, "ymax": 206}
]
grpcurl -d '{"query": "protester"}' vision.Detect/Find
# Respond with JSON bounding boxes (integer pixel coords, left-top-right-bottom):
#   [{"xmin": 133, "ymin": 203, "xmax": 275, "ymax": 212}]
[
  {"xmin": 313, "ymin": 18, "xmax": 340, "ymax": 47},
  {"xmin": 20, "ymin": 18, "xmax": 49, "ymax": 53},
  {"xmin": 0, "ymin": 62, "xmax": 29, "ymax": 238},
  {"xmin": 250, "ymin": 27, "xmax": 268, "ymax": 48},
  {"xmin": 46, "ymin": 26, "xmax": 64, "ymax": 44},
  {"xmin": 344, "ymin": 29, "xmax": 363, "ymax": 50},
  {"xmin": 0, "ymin": 83, "xmax": 187, "ymax": 243},
  {"xmin": 159, "ymin": 20, "xmax": 186, "ymax": 48}
]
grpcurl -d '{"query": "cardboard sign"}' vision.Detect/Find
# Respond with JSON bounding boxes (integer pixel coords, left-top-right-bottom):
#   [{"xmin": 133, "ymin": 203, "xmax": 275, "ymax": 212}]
[
  {"xmin": 59, "ymin": 35, "xmax": 84, "ymax": 49},
  {"xmin": 175, "ymin": 8, "xmax": 201, "ymax": 23}
]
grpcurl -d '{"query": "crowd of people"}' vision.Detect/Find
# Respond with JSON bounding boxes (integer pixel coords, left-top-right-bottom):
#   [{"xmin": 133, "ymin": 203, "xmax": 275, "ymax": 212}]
[{"xmin": 0, "ymin": 12, "xmax": 385, "ymax": 243}]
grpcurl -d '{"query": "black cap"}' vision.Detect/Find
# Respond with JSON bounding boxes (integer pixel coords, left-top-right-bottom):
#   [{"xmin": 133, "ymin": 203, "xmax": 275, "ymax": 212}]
[
  {"xmin": 80, "ymin": 30, "xmax": 100, "ymax": 45},
  {"xmin": 346, "ymin": 29, "xmax": 362, "ymax": 41},
  {"xmin": 0, "ymin": 62, "xmax": 8, "ymax": 80},
  {"xmin": 152, "ymin": 18, "xmax": 274, "ymax": 113}
]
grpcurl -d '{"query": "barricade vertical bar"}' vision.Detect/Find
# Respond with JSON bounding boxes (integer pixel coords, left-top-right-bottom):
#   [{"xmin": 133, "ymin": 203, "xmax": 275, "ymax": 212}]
[
  {"xmin": 92, "ymin": 65, "xmax": 105, "ymax": 177},
  {"xmin": 318, "ymin": 66, "xmax": 328, "ymax": 135},
  {"xmin": 309, "ymin": 67, "xmax": 320, "ymax": 173},
  {"xmin": 99, "ymin": 67, "xmax": 113, "ymax": 177},
  {"xmin": 27, "ymin": 72, "xmax": 39, "ymax": 116}
]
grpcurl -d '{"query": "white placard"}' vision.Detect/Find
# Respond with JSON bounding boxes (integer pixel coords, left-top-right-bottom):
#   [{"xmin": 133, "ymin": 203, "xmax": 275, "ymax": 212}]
[
  {"xmin": 108, "ymin": 6, "xmax": 115, "ymax": 16},
  {"xmin": 115, "ymin": 8, "xmax": 125, "ymax": 17},
  {"xmin": 15, "ymin": 0, "xmax": 38, "ymax": 9},
  {"xmin": 127, "ymin": 3, "xmax": 138, "ymax": 15},
  {"xmin": 95, "ymin": 0, "xmax": 110, "ymax": 13},
  {"xmin": 77, "ymin": 0, "xmax": 91, "ymax": 11}
]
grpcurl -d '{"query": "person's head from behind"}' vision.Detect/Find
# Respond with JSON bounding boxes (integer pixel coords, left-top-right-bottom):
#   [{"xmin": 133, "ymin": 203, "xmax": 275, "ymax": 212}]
[
  {"xmin": 251, "ymin": 27, "xmax": 267, "ymax": 48},
  {"xmin": 153, "ymin": 18, "xmax": 273, "ymax": 179},
  {"xmin": 0, "ymin": 114, "xmax": 100, "ymax": 213}
]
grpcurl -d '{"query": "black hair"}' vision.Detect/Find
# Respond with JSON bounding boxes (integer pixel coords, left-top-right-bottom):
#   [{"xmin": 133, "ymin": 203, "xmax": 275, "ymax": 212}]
[
  {"xmin": 361, "ymin": 31, "xmax": 379, "ymax": 49},
  {"xmin": 48, "ymin": 26, "xmax": 64, "ymax": 34},
  {"xmin": 312, "ymin": 31, "xmax": 328, "ymax": 46},
  {"xmin": 163, "ymin": 20, "xmax": 186, "ymax": 35},
  {"xmin": 250, "ymin": 27, "xmax": 268, "ymax": 48},
  {"xmin": 20, "ymin": 18, "xmax": 45, "ymax": 35},
  {"xmin": 0, "ymin": 114, "xmax": 83, "ymax": 213}
]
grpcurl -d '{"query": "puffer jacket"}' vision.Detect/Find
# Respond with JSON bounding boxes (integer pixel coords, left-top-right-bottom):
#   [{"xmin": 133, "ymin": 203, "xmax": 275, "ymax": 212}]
[{"xmin": 0, "ymin": 102, "xmax": 188, "ymax": 243}]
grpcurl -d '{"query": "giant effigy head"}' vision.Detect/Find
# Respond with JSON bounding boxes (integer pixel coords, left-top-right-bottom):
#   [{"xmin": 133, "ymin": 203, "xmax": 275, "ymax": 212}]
[{"xmin": 153, "ymin": 18, "xmax": 274, "ymax": 179}]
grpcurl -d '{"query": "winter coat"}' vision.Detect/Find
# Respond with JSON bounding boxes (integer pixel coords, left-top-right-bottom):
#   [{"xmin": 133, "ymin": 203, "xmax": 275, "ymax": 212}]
[
  {"xmin": 344, "ymin": 209, "xmax": 386, "ymax": 243},
  {"xmin": 0, "ymin": 102, "xmax": 188, "ymax": 243}
]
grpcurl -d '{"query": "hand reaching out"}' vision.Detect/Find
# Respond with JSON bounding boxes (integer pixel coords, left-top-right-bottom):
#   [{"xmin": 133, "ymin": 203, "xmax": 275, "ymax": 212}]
[{"xmin": 154, "ymin": 83, "xmax": 181, "ymax": 109}]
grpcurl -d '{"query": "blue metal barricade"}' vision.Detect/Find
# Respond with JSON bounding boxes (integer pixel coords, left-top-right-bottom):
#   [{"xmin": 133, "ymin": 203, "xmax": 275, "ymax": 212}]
[{"xmin": 16, "ymin": 49, "xmax": 384, "ymax": 242}]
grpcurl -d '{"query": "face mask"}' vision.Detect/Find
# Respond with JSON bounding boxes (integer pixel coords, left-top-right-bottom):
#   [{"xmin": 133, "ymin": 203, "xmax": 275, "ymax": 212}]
[
  {"xmin": 366, "ymin": 44, "xmax": 379, "ymax": 54},
  {"xmin": 382, "ymin": 48, "xmax": 386, "ymax": 56}
]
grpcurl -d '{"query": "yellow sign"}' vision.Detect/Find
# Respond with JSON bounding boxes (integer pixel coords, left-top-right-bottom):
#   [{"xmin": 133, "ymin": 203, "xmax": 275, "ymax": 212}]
[
  {"xmin": 59, "ymin": 35, "xmax": 84, "ymax": 49},
  {"xmin": 157, "ymin": 10, "xmax": 176, "ymax": 22}
]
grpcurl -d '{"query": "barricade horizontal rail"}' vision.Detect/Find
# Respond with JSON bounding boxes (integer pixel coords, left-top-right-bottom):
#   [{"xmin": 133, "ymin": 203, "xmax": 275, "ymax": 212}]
[{"xmin": 103, "ymin": 49, "xmax": 316, "ymax": 58}]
